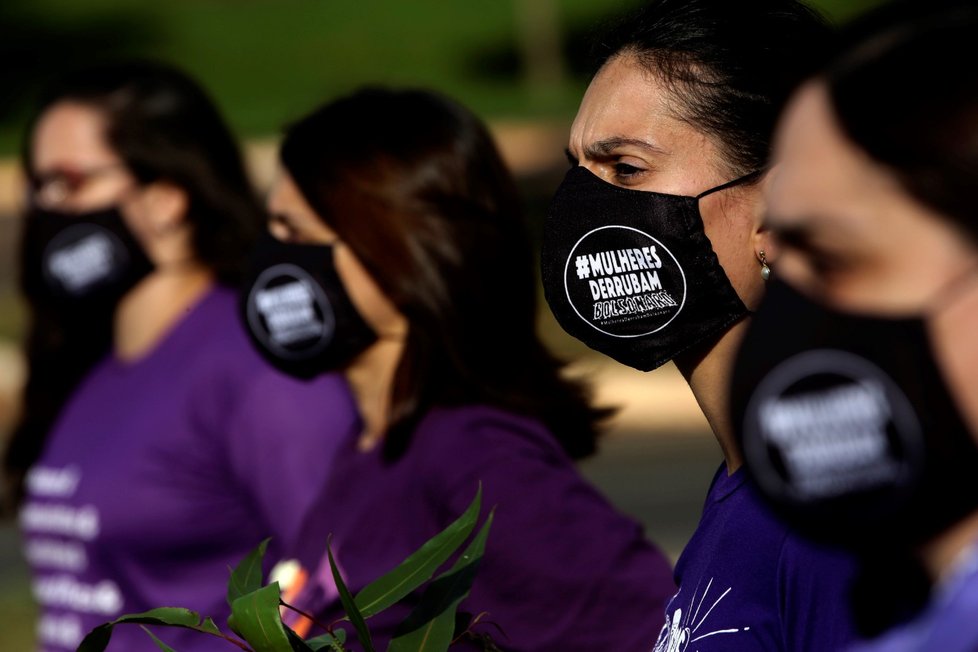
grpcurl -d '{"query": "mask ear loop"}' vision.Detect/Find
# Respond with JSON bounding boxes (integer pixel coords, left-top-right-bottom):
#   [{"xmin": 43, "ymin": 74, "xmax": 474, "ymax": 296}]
[
  {"xmin": 692, "ymin": 168, "xmax": 767, "ymax": 319},
  {"xmin": 696, "ymin": 169, "xmax": 766, "ymax": 200}
]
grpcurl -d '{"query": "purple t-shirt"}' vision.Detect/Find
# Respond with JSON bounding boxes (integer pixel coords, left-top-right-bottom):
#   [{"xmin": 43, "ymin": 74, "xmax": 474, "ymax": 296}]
[
  {"xmin": 19, "ymin": 286, "xmax": 358, "ymax": 652},
  {"xmin": 848, "ymin": 543, "xmax": 978, "ymax": 652},
  {"xmin": 653, "ymin": 466, "xmax": 859, "ymax": 651},
  {"xmin": 284, "ymin": 405, "xmax": 675, "ymax": 651}
]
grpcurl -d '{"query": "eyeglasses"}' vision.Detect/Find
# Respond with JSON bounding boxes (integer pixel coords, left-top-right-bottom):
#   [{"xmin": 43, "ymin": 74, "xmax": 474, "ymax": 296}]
[{"xmin": 30, "ymin": 163, "xmax": 128, "ymax": 208}]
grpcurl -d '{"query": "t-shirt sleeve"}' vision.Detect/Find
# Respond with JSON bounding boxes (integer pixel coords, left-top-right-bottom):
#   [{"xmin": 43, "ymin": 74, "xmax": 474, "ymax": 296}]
[
  {"xmin": 423, "ymin": 413, "xmax": 675, "ymax": 651},
  {"xmin": 224, "ymin": 370, "xmax": 358, "ymax": 552},
  {"xmin": 777, "ymin": 531, "xmax": 860, "ymax": 652}
]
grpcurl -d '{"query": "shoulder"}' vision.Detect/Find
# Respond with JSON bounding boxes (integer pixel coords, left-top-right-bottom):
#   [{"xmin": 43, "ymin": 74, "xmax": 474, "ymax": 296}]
[
  {"xmin": 776, "ymin": 527, "xmax": 858, "ymax": 585},
  {"xmin": 186, "ymin": 285, "xmax": 267, "ymax": 373},
  {"xmin": 186, "ymin": 286, "xmax": 357, "ymax": 428},
  {"xmin": 412, "ymin": 404, "xmax": 564, "ymax": 463},
  {"xmin": 775, "ymin": 525, "xmax": 860, "ymax": 649},
  {"xmin": 408, "ymin": 404, "xmax": 581, "ymax": 508}
]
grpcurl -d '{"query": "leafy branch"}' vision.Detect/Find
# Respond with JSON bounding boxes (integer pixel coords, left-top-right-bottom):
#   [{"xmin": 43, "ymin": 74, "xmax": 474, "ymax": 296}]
[{"xmin": 76, "ymin": 487, "xmax": 495, "ymax": 652}]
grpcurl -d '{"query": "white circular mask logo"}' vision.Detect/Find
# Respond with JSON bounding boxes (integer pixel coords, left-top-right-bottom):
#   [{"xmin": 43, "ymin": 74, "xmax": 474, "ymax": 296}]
[
  {"xmin": 743, "ymin": 349, "xmax": 924, "ymax": 503},
  {"xmin": 563, "ymin": 225, "xmax": 687, "ymax": 338},
  {"xmin": 246, "ymin": 264, "xmax": 335, "ymax": 360},
  {"xmin": 43, "ymin": 225, "xmax": 128, "ymax": 295}
]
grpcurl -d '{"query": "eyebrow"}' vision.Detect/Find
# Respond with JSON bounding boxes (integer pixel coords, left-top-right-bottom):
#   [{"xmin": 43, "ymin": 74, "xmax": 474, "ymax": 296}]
[
  {"xmin": 584, "ymin": 137, "xmax": 668, "ymax": 159},
  {"xmin": 566, "ymin": 137, "xmax": 669, "ymax": 165}
]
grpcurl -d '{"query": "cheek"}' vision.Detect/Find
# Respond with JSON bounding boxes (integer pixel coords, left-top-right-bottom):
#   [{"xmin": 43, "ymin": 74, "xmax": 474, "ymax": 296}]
[
  {"xmin": 117, "ymin": 195, "xmax": 155, "ymax": 244},
  {"xmin": 700, "ymin": 202, "xmax": 763, "ymax": 307},
  {"xmin": 335, "ymin": 248, "xmax": 405, "ymax": 335}
]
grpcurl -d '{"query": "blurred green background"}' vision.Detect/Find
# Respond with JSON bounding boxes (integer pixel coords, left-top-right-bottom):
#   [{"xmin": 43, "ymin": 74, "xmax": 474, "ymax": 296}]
[
  {"xmin": 0, "ymin": 1, "xmax": 885, "ymax": 649},
  {"xmin": 0, "ymin": 0, "xmax": 884, "ymax": 155}
]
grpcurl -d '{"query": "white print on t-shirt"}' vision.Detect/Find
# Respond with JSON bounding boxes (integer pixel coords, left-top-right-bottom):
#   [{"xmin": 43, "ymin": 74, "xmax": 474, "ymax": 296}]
[
  {"xmin": 25, "ymin": 538, "xmax": 88, "ymax": 572},
  {"xmin": 33, "ymin": 574, "xmax": 122, "ymax": 615},
  {"xmin": 26, "ymin": 465, "xmax": 81, "ymax": 498},
  {"xmin": 38, "ymin": 613, "xmax": 84, "ymax": 648},
  {"xmin": 653, "ymin": 578, "xmax": 750, "ymax": 651},
  {"xmin": 20, "ymin": 502, "xmax": 100, "ymax": 540}
]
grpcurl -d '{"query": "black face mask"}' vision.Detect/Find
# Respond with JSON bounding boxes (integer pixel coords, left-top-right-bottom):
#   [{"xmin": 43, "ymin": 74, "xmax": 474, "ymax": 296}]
[
  {"xmin": 541, "ymin": 166, "xmax": 757, "ymax": 372},
  {"xmin": 240, "ymin": 234, "xmax": 377, "ymax": 379},
  {"xmin": 731, "ymin": 278, "xmax": 978, "ymax": 550},
  {"xmin": 22, "ymin": 205, "xmax": 154, "ymax": 316}
]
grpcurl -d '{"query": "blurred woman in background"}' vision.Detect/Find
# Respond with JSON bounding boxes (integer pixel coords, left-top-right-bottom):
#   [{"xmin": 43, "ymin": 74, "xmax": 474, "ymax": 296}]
[
  {"xmin": 240, "ymin": 86, "xmax": 675, "ymax": 651},
  {"xmin": 732, "ymin": 2, "xmax": 978, "ymax": 650},
  {"xmin": 539, "ymin": 1, "xmax": 859, "ymax": 649},
  {"xmin": 8, "ymin": 61, "xmax": 356, "ymax": 652}
]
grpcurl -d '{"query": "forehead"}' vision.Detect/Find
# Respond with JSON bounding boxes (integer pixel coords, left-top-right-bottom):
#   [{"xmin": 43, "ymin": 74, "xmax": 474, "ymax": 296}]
[
  {"xmin": 268, "ymin": 171, "xmax": 336, "ymax": 229},
  {"xmin": 569, "ymin": 54, "xmax": 727, "ymax": 181},
  {"xmin": 269, "ymin": 172, "xmax": 315, "ymax": 214},
  {"xmin": 31, "ymin": 101, "xmax": 118, "ymax": 173},
  {"xmin": 571, "ymin": 55, "xmax": 675, "ymax": 141},
  {"xmin": 769, "ymin": 83, "xmax": 884, "ymax": 224}
]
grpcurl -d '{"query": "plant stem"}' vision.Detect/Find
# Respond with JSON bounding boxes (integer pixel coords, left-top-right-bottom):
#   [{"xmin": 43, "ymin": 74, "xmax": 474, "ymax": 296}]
[
  {"xmin": 280, "ymin": 599, "xmax": 338, "ymax": 636},
  {"xmin": 195, "ymin": 626, "xmax": 254, "ymax": 651}
]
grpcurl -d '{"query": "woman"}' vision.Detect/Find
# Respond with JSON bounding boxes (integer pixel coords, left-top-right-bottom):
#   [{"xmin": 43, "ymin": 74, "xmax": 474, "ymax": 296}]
[
  {"xmin": 731, "ymin": 2, "xmax": 978, "ymax": 650},
  {"xmin": 9, "ymin": 61, "xmax": 356, "ymax": 652},
  {"xmin": 240, "ymin": 86, "xmax": 675, "ymax": 651},
  {"xmin": 539, "ymin": 1, "xmax": 858, "ymax": 649}
]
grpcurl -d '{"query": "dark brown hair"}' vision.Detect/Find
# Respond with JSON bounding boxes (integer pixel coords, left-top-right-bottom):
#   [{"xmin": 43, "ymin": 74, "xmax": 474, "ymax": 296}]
[
  {"xmin": 281, "ymin": 87, "xmax": 610, "ymax": 460},
  {"xmin": 824, "ymin": 1, "xmax": 978, "ymax": 244},
  {"xmin": 595, "ymin": 0, "xmax": 832, "ymax": 176},
  {"xmin": 5, "ymin": 60, "xmax": 263, "ymax": 507}
]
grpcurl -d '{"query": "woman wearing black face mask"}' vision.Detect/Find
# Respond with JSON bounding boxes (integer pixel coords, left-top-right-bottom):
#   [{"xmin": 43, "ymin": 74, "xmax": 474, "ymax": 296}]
[
  {"xmin": 240, "ymin": 87, "xmax": 675, "ymax": 651},
  {"xmin": 540, "ymin": 1, "xmax": 861, "ymax": 650},
  {"xmin": 10, "ymin": 61, "xmax": 357, "ymax": 652},
  {"xmin": 732, "ymin": 2, "xmax": 978, "ymax": 650}
]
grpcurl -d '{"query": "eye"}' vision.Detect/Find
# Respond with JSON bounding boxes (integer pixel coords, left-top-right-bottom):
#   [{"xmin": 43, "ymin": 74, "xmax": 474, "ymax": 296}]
[{"xmin": 613, "ymin": 162, "xmax": 643, "ymax": 178}]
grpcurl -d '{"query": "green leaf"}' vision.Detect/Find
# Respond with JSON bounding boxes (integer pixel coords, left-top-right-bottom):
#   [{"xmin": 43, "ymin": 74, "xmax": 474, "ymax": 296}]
[
  {"xmin": 387, "ymin": 612, "xmax": 453, "ymax": 652},
  {"xmin": 76, "ymin": 625, "xmax": 112, "ymax": 652},
  {"xmin": 228, "ymin": 538, "xmax": 271, "ymax": 606},
  {"xmin": 286, "ymin": 625, "xmax": 314, "ymax": 651},
  {"xmin": 387, "ymin": 510, "xmax": 494, "ymax": 652},
  {"xmin": 285, "ymin": 624, "xmax": 347, "ymax": 652},
  {"xmin": 328, "ymin": 542, "xmax": 375, "ymax": 652},
  {"xmin": 76, "ymin": 608, "xmax": 205, "ymax": 652},
  {"xmin": 355, "ymin": 486, "xmax": 482, "ymax": 618},
  {"xmin": 305, "ymin": 630, "xmax": 348, "ymax": 651},
  {"xmin": 229, "ymin": 582, "xmax": 293, "ymax": 652},
  {"xmin": 199, "ymin": 618, "xmax": 222, "ymax": 636},
  {"xmin": 140, "ymin": 626, "xmax": 178, "ymax": 652},
  {"xmin": 114, "ymin": 607, "xmax": 204, "ymax": 627}
]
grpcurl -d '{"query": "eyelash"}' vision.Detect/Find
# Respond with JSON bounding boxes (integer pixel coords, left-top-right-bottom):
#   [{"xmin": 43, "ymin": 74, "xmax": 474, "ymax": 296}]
[
  {"xmin": 613, "ymin": 162, "xmax": 642, "ymax": 178},
  {"xmin": 563, "ymin": 150, "xmax": 646, "ymax": 182}
]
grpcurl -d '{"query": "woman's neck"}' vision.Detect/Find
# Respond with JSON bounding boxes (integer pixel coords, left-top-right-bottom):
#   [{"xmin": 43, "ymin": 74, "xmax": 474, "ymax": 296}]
[
  {"xmin": 345, "ymin": 337, "xmax": 406, "ymax": 451},
  {"xmin": 673, "ymin": 319, "xmax": 750, "ymax": 474},
  {"xmin": 113, "ymin": 264, "xmax": 214, "ymax": 362}
]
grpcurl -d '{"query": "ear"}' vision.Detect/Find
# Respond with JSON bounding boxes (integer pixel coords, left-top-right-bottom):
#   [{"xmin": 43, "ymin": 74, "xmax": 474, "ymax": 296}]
[
  {"xmin": 751, "ymin": 164, "xmax": 780, "ymax": 264},
  {"xmin": 141, "ymin": 181, "xmax": 189, "ymax": 236}
]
